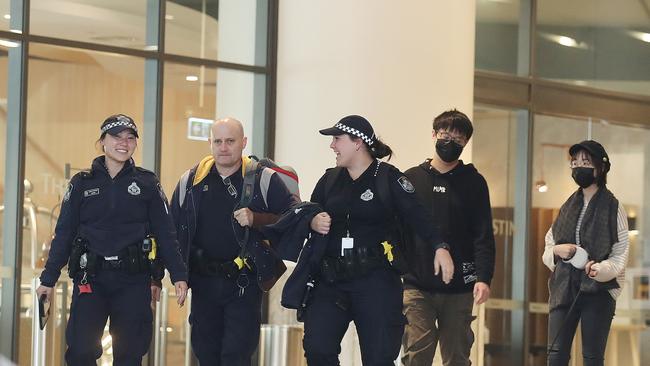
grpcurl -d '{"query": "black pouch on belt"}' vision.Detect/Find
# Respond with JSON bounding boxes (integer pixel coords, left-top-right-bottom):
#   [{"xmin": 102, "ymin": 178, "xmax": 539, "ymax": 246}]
[{"xmin": 126, "ymin": 246, "xmax": 141, "ymax": 274}]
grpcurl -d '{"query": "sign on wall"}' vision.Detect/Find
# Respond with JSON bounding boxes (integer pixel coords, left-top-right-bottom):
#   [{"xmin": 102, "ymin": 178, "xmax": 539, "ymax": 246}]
[{"xmin": 187, "ymin": 117, "xmax": 213, "ymax": 141}]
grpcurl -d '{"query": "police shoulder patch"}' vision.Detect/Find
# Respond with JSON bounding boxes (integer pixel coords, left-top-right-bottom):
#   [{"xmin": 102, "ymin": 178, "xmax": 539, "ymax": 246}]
[
  {"xmin": 63, "ymin": 183, "xmax": 73, "ymax": 202},
  {"xmin": 157, "ymin": 182, "xmax": 168, "ymax": 202},
  {"xmin": 398, "ymin": 176, "xmax": 415, "ymax": 193}
]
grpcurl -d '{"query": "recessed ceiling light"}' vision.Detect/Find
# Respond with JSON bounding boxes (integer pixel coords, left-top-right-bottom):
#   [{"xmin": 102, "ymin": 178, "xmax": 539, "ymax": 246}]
[
  {"xmin": 3, "ymin": 14, "xmax": 10, "ymax": 20},
  {"xmin": 628, "ymin": 31, "xmax": 650, "ymax": 43},
  {"xmin": 165, "ymin": 14, "xmax": 174, "ymax": 21},
  {"xmin": 143, "ymin": 45, "xmax": 158, "ymax": 51},
  {"xmin": 9, "ymin": 29, "xmax": 21, "ymax": 34},
  {"xmin": 540, "ymin": 33, "xmax": 589, "ymax": 50},
  {"xmin": 186, "ymin": 75, "xmax": 199, "ymax": 82}
]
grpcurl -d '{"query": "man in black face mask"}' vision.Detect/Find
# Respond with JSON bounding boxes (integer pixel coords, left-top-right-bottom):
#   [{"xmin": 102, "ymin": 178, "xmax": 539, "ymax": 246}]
[{"xmin": 401, "ymin": 109, "xmax": 496, "ymax": 366}]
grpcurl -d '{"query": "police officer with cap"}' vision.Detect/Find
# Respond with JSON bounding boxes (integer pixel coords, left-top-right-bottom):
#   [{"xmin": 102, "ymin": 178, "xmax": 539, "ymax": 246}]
[
  {"xmin": 36, "ymin": 114, "xmax": 188, "ymax": 366},
  {"xmin": 304, "ymin": 115, "xmax": 451, "ymax": 365}
]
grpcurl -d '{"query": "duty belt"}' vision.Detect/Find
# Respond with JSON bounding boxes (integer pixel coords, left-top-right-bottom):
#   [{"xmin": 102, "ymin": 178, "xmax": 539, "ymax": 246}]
[
  {"xmin": 189, "ymin": 246, "xmax": 252, "ymax": 280},
  {"xmin": 320, "ymin": 243, "xmax": 390, "ymax": 283}
]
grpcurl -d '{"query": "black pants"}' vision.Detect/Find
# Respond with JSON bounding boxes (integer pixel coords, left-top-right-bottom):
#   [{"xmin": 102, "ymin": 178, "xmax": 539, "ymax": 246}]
[
  {"xmin": 189, "ymin": 272, "xmax": 263, "ymax": 366},
  {"xmin": 547, "ymin": 291, "xmax": 616, "ymax": 366},
  {"xmin": 65, "ymin": 271, "xmax": 152, "ymax": 366},
  {"xmin": 302, "ymin": 267, "xmax": 405, "ymax": 366}
]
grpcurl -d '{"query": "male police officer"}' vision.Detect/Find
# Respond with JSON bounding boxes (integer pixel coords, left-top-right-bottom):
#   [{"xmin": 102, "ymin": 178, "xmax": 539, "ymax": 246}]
[
  {"xmin": 170, "ymin": 117, "xmax": 295, "ymax": 365},
  {"xmin": 401, "ymin": 110, "xmax": 496, "ymax": 366}
]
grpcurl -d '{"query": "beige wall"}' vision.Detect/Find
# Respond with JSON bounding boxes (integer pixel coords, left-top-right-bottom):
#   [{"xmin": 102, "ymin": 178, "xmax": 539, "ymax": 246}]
[{"xmin": 275, "ymin": 0, "xmax": 476, "ymax": 198}]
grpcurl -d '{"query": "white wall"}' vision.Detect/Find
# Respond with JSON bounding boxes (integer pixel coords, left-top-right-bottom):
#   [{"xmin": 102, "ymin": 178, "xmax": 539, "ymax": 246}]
[{"xmin": 275, "ymin": 0, "xmax": 476, "ymax": 197}]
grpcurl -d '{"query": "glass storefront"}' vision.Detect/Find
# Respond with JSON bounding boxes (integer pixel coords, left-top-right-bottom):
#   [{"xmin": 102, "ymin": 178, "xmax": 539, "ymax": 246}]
[
  {"xmin": 475, "ymin": 0, "xmax": 522, "ymax": 74},
  {"xmin": 476, "ymin": 0, "xmax": 650, "ymax": 363},
  {"xmin": 30, "ymin": 0, "xmax": 149, "ymax": 50},
  {"xmin": 0, "ymin": 1, "xmax": 272, "ymax": 364},
  {"xmin": 526, "ymin": 115, "xmax": 650, "ymax": 366},
  {"xmin": 166, "ymin": 0, "xmax": 269, "ymax": 66},
  {"xmin": 536, "ymin": 0, "xmax": 650, "ymax": 96}
]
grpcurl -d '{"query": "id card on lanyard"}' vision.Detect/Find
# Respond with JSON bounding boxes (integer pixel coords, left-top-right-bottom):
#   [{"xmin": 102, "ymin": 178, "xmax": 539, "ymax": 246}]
[{"xmin": 341, "ymin": 212, "xmax": 354, "ymax": 256}]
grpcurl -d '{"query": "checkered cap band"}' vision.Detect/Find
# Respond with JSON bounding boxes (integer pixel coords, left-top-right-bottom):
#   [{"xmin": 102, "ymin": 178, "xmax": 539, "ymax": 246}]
[
  {"xmin": 101, "ymin": 115, "xmax": 138, "ymax": 134},
  {"xmin": 335, "ymin": 123, "xmax": 375, "ymax": 145}
]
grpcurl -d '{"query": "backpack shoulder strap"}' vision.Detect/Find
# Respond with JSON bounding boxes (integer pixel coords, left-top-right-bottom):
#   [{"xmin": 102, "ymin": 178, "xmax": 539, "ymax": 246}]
[
  {"xmin": 239, "ymin": 159, "xmax": 261, "ymax": 209},
  {"xmin": 375, "ymin": 161, "xmax": 394, "ymax": 213},
  {"xmin": 177, "ymin": 168, "xmax": 193, "ymax": 208},
  {"xmin": 324, "ymin": 167, "xmax": 344, "ymax": 200}
]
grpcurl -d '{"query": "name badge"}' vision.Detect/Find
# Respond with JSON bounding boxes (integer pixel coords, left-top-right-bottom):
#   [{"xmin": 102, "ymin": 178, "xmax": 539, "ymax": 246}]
[{"xmin": 341, "ymin": 237, "xmax": 354, "ymax": 256}]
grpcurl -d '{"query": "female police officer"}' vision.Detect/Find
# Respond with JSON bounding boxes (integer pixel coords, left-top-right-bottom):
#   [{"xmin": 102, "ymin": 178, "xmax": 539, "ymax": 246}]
[
  {"xmin": 36, "ymin": 114, "xmax": 188, "ymax": 366},
  {"xmin": 304, "ymin": 115, "xmax": 452, "ymax": 365}
]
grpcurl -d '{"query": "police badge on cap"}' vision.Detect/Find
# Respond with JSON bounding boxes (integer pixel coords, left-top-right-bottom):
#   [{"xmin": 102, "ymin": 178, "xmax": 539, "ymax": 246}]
[{"xmin": 100, "ymin": 114, "xmax": 139, "ymax": 138}]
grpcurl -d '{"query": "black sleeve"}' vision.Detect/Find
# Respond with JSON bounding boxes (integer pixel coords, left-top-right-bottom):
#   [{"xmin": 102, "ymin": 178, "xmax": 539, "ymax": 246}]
[
  {"xmin": 148, "ymin": 176, "xmax": 188, "ymax": 283},
  {"xmin": 471, "ymin": 174, "xmax": 496, "ymax": 285},
  {"xmin": 388, "ymin": 167, "xmax": 443, "ymax": 249},
  {"xmin": 310, "ymin": 171, "xmax": 329, "ymax": 205},
  {"xmin": 40, "ymin": 174, "xmax": 83, "ymax": 287},
  {"xmin": 266, "ymin": 172, "xmax": 298, "ymax": 214}
]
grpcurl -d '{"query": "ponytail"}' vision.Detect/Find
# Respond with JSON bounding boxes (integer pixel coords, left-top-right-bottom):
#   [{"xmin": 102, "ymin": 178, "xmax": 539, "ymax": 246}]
[{"xmin": 369, "ymin": 138, "xmax": 392, "ymax": 160}]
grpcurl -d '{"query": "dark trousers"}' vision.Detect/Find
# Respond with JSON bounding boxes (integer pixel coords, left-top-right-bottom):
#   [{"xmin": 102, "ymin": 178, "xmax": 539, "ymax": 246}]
[
  {"xmin": 547, "ymin": 291, "xmax": 616, "ymax": 366},
  {"xmin": 65, "ymin": 271, "xmax": 152, "ymax": 366},
  {"xmin": 401, "ymin": 289, "xmax": 475, "ymax": 366},
  {"xmin": 302, "ymin": 267, "xmax": 405, "ymax": 366},
  {"xmin": 189, "ymin": 273, "xmax": 263, "ymax": 366}
]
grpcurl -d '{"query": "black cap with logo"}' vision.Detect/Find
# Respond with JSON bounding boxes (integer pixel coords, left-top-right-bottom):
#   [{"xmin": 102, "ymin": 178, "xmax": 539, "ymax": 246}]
[
  {"xmin": 100, "ymin": 114, "xmax": 139, "ymax": 138},
  {"xmin": 319, "ymin": 115, "xmax": 376, "ymax": 146}
]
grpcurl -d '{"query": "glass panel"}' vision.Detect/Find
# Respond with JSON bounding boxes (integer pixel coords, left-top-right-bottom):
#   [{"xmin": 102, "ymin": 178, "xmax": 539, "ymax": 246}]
[
  {"xmin": 0, "ymin": 0, "xmax": 9, "ymax": 31},
  {"xmin": 30, "ymin": 0, "xmax": 150, "ymax": 50},
  {"xmin": 160, "ymin": 62, "xmax": 217, "ymax": 195},
  {"xmin": 22, "ymin": 43, "xmax": 145, "ymax": 365},
  {"xmin": 475, "ymin": 0, "xmax": 521, "ymax": 74},
  {"xmin": 472, "ymin": 105, "xmax": 521, "ymax": 365},
  {"xmin": 536, "ymin": 0, "xmax": 650, "ymax": 96},
  {"xmin": 216, "ymin": 68, "xmax": 266, "ymax": 156},
  {"xmin": 529, "ymin": 114, "xmax": 650, "ymax": 365},
  {"xmin": 166, "ymin": 0, "xmax": 268, "ymax": 66},
  {"xmin": 0, "ymin": 37, "xmax": 9, "ymax": 312}
]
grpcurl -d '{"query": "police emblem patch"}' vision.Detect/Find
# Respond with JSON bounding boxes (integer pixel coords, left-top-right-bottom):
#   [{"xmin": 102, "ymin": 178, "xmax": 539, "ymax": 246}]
[
  {"xmin": 360, "ymin": 189, "xmax": 374, "ymax": 201},
  {"xmin": 128, "ymin": 182, "xmax": 141, "ymax": 196},
  {"xmin": 63, "ymin": 183, "xmax": 73, "ymax": 202},
  {"xmin": 398, "ymin": 176, "xmax": 415, "ymax": 193}
]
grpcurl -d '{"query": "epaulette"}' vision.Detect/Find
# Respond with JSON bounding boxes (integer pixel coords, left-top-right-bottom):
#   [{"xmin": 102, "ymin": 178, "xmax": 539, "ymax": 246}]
[
  {"xmin": 77, "ymin": 170, "xmax": 93, "ymax": 179},
  {"xmin": 135, "ymin": 166, "xmax": 156, "ymax": 176}
]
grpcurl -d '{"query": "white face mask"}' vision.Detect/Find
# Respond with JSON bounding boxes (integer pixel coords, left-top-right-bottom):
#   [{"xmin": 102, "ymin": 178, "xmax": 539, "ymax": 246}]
[{"xmin": 563, "ymin": 246, "xmax": 589, "ymax": 269}]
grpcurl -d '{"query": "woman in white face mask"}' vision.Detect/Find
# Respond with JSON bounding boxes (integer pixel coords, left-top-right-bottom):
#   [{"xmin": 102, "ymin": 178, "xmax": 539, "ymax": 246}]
[{"xmin": 541, "ymin": 140, "xmax": 629, "ymax": 366}]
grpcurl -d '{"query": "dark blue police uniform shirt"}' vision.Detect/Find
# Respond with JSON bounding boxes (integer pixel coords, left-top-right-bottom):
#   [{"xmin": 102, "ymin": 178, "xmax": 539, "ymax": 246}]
[
  {"xmin": 311, "ymin": 160, "xmax": 441, "ymax": 258},
  {"xmin": 40, "ymin": 156, "xmax": 187, "ymax": 286},
  {"xmin": 192, "ymin": 164, "xmax": 295, "ymax": 261}
]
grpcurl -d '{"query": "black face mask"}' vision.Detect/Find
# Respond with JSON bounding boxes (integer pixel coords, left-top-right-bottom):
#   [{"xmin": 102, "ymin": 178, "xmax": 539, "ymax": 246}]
[
  {"xmin": 436, "ymin": 140, "xmax": 464, "ymax": 163},
  {"xmin": 572, "ymin": 167, "xmax": 596, "ymax": 188}
]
